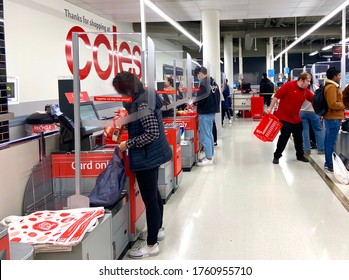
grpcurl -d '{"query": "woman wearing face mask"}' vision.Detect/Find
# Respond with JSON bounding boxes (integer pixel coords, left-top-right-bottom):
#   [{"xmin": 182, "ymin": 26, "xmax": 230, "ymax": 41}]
[
  {"xmin": 193, "ymin": 66, "xmax": 220, "ymax": 166},
  {"xmin": 113, "ymin": 71, "xmax": 172, "ymax": 259}
]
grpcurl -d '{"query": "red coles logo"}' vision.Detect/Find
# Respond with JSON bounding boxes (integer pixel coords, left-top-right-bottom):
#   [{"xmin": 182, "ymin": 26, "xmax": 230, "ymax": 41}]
[
  {"xmin": 65, "ymin": 25, "xmax": 142, "ymax": 80},
  {"xmin": 33, "ymin": 221, "xmax": 59, "ymax": 231}
]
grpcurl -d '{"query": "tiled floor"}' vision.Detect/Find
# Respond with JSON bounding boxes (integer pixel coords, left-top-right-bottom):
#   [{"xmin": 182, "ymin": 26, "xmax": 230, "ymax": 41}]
[{"xmin": 124, "ymin": 119, "xmax": 349, "ymax": 260}]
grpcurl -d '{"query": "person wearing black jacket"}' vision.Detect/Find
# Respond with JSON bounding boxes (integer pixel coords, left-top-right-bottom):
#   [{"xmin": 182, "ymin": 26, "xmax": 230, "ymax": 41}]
[
  {"xmin": 222, "ymin": 79, "xmax": 232, "ymax": 125},
  {"xmin": 259, "ymin": 73, "xmax": 274, "ymax": 106},
  {"xmin": 194, "ymin": 66, "xmax": 220, "ymax": 166}
]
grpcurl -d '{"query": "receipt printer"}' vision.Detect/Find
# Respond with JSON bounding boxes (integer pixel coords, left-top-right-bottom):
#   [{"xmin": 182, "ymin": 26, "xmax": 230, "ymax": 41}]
[{"xmin": 0, "ymin": 224, "xmax": 10, "ymax": 260}]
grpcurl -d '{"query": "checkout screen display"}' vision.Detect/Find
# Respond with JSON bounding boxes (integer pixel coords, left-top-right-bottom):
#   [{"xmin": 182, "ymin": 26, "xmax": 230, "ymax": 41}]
[{"xmin": 80, "ymin": 103, "xmax": 99, "ymax": 133}]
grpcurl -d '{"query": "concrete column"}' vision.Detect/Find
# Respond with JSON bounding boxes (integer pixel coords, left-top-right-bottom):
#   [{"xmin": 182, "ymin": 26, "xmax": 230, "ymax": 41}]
[
  {"xmin": 279, "ymin": 39, "xmax": 283, "ymax": 82},
  {"xmin": 202, "ymin": 9, "xmax": 222, "ymax": 137},
  {"xmin": 202, "ymin": 9, "xmax": 220, "ymax": 83},
  {"xmin": 284, "ymin": 39, "xmax": 289, "ymax": 79},
  {"xmin": 224, "ymin": 35, "xmax": 233, "ymax": 87},
  {"xmin": 239, "ymin": 38, "xmax": 243, "ymax": 76},
  {"xmin": 268, "ymin": 37, "xmax": 274, "ymax": 82},
  {"xmin": 266, "ymin": 43, "xmax": 270, "ymax": 72},
  {"xmin": 341, "ymin": 8, "xmax": 346, "ymax": 89}
]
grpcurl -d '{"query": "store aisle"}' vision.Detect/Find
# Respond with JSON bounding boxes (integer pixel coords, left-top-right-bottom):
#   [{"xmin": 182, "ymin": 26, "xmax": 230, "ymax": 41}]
[{"xmin": 124, "ymin": 119, "xmax": 349, "ymax": 260}]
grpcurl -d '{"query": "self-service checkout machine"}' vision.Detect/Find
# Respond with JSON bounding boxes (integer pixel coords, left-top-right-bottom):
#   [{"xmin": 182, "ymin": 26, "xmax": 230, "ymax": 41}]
[
  {"xmin": 155, "ymin": 52, "xmax": 199, "ymax": 200},
  {"xmin": 21, "ymin": 92, "xmax": 132, "ymax": 259},
  {"xmin": 311, "ymin": 61, "xmax": 341, "ymax": 86},
  {"xmin": 52, "ymin": 82, "xmax": 146, "ymax": 255},
  {"xmin": 170, "ymin": 59, "xmax": 203, "ymax": 171},
  {"xmin": 157, "ymin": 86, "xmax": 181, "ymax": 201},
  {"xmin": 155, "ymin": 81, "xmax": 178, "ymax": 203}
]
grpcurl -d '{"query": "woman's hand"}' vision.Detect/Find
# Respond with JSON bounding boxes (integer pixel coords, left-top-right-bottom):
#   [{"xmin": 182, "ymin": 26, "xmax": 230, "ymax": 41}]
[{"xmin": 118, "ymin": 141, "xmax": 128, "ymax": 152}]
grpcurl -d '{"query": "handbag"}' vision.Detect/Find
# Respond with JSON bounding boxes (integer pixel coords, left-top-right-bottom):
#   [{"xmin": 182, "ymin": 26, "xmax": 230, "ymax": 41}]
[
  {"xmin": 89, "ymin": 147, "xmax": 126, "ymax": 207},
  {"xmin": 332, "ymin": 152, "xmax": 349, "ymax": 184}
]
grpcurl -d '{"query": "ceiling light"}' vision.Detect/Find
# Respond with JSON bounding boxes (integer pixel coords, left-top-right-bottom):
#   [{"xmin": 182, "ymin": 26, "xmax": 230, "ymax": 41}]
[
  {"xmin": 322, "ymin": 45, "xmax": 333, "ymax": 51},
  {"xmin": 274, "ymin": 0, "xmax": 349, "ymax": 61},
  {"xmin": 309, "ymin": 51, "xmax": 319, "ymax": 56},
  {"xmin": 144, "ymin": 0, "xmax": 202, "ymax": 48}
]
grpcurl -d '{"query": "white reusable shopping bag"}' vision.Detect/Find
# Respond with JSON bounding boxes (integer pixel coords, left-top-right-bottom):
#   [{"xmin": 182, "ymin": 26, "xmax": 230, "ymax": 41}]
[{"xmin": 332, "ymin": 152, "xmax": 349, "ymax": 185}]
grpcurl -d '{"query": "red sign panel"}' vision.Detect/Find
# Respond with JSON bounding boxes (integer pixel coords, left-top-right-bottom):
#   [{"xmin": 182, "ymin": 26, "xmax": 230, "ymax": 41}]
[
  {"xmin": 51, "ymin": 153, "xmax": 114, "ymax": 178},
  {"xmin": 163, "ymin": 116, "xmax": 196, "ymax": 130},
  {"xmin": 31, "ymin": 124, "xmax": 58, "ymax": 133},
  {"xmin": 156, "ymin": 90, "xmax": 177, "ymax": 94},
  {"xmin": 180, "ymin": 88, "xmax": 200, "ymax": 92},
  {"xmin": 332, "ymin": 45, "xmax": 348, "ymax": 59},
  {"xmin": 94, "ymin": 96, "xmax": 132, "ymax": 102},
  {"xmin": 65, "ymin": 91, "xmax": 90, "ymax": 104}
]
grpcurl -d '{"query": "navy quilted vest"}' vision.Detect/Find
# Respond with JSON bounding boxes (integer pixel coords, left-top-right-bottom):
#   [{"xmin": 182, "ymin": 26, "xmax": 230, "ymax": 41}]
[{"xmin": 125, "ymin": 91, "xmax": 172, "ymax": 171}]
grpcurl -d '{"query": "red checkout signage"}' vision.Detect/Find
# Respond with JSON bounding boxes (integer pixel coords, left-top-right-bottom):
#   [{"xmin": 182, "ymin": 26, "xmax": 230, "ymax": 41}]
[
  {"xmin": 164, "ymin": 126, "xmax": 182, "ymax": 177},
  {"xmin": 163, "ymin": 115, "xmax": 200, "ymax": 154},
  {"xmin": 51, "ymin": 151, "xmax": 145, "ymax": 235}
]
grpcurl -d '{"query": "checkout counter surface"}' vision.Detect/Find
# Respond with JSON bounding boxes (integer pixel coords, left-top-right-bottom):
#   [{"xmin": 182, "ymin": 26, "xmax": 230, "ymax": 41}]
[
  {"xmin": 309, "ymin": 135, "xmax": 349, "ymax": 212},
  {"xmin": 10, "ymin": 242, "xmax": 34, "ymax": 260}
]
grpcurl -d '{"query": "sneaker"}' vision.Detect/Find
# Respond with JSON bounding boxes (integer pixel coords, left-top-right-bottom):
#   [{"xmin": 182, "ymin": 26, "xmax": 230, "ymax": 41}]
[
  {"xmin": 324, "ymin": 165, "xmax": 334, "ymax": 173},
  {"xmin": 229, "ymin": 120, "xmax": 232, "ymax": 124},
  {"xmin": 272, "ymin": 158, "xmax": 279, "ymax": 164},
  {"xmin": 197, "ymin": 158, "xmax": 214, "ymax": 167},
  {"xmin": 139, "ymin": 227, "xmax": 165, "ymax": 241},
  {"xmin": 304, "ymin": 151, "xmax": 311, "ymax": 155},
  {"xmin": 318, "ymin": 151, "xmax": 325, "ymax": 155},
  {"xmin": 129, "ymin": 242, "xmax": 159, "ymax": 259},
  {"xmin": 297, "ymin": 156, "xmax": 309, "ymax": 163}
]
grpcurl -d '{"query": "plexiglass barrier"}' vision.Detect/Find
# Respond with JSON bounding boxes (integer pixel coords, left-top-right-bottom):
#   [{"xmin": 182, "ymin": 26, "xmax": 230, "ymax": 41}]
[{"xmin": 68, "ymin": 31, "xmax": 156, "ymax": 206}]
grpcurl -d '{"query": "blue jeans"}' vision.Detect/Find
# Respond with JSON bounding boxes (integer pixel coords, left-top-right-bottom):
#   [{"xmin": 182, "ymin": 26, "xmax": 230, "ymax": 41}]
[
  {"xmin": 199, "ymin": 113, "xmax": 215, "ymax": 159},
  {"xmin": 299, "ymin": 111, "xmax": 324, "ymax": 152},
  {"xmin": 324, "ymin": 118, "xmax": 341, "ymax": 169}
]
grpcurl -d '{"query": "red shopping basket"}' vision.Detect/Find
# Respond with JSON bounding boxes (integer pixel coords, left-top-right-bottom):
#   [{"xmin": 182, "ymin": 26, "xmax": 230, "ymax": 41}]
[{"xmin": 253, "ymin": 114, "xmax": 283, "ymax": 142}]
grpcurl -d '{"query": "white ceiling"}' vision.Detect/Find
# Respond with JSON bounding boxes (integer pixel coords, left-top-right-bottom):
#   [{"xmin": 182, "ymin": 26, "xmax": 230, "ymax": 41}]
[
  {"xmin": 65, "ymin": 0, "xmax": 349, "ymax": 57},
  {"xmin": 65, "ymin": 0, "xmax": 344, "ymax": 22}
]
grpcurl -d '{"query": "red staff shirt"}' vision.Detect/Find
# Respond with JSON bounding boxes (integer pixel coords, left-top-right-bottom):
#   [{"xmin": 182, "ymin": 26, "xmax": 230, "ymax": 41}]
[{"xmin": 274, "ymin": 81, "xmax": 313, "ymax": 123}]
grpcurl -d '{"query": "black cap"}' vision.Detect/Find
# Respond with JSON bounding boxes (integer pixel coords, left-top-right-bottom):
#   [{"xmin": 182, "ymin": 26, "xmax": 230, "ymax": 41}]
[{"xmin": 326, "ymin": 67, "xmax": 340, "ymax": 80}]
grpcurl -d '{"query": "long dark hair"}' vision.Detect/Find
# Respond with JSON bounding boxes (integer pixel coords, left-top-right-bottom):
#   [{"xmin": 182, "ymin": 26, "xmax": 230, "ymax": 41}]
[
  {"xmin": 165, "ymin": 76, "xmax": 174, "ymax": 87},
  {"xmin": 112, "ymin": 71, "xmax": 144, "ymax": 97}
]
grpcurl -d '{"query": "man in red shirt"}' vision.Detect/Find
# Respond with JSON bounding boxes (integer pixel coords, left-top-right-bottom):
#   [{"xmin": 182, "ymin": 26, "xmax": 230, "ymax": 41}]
[{"xmin": 266, "ymin": 72, "xmax": 314, "ymax": 164}]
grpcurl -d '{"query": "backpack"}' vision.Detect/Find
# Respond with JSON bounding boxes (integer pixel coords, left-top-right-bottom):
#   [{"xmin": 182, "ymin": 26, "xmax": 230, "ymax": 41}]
[
  {"xmin": 89, "ymin": 147, "xmax": 126, "ymax": 207},
  {"xmin": 313, "ymin": 85, "xmax": 328, "ymax": 116}
]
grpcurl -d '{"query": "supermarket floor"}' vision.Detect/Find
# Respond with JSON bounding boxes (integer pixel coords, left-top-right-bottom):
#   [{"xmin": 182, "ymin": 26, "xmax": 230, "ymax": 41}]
[{"xmin": 123, "ymin": 119, "xmax": 349, "ymax": 260}]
